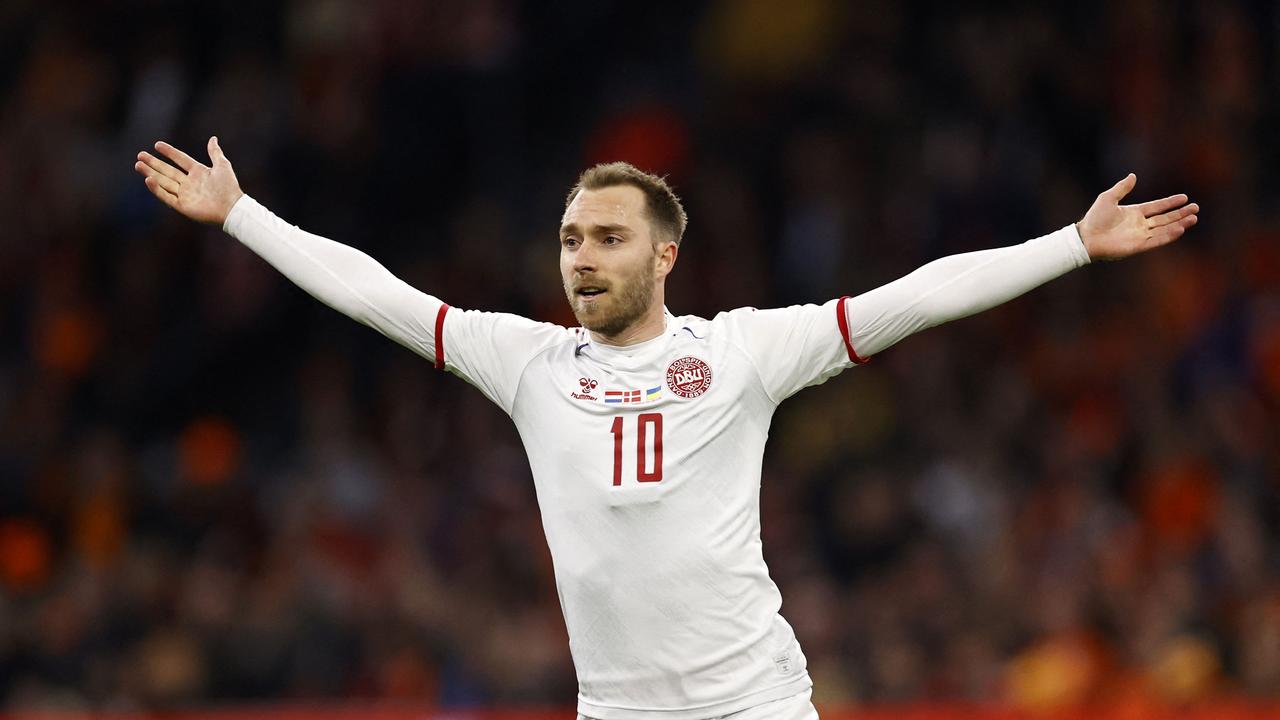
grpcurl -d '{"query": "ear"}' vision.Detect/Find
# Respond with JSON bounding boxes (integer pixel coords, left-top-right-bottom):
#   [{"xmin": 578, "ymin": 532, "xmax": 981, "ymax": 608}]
[{"xmin": 655, "ymin": 240, "xmax": 678, "ymax": 279}]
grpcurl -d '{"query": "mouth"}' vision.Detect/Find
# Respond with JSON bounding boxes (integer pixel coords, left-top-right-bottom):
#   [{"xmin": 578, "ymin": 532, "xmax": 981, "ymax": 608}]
[{"xmin": 575, "ymin": 286, "xmax": 608, "ymax": 303}]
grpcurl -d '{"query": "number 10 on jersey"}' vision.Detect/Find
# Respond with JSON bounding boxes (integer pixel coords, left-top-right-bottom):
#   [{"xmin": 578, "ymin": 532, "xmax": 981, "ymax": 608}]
[{"xmin": 610, "ymin": 413, "xmax": 663, "ymax": 485}]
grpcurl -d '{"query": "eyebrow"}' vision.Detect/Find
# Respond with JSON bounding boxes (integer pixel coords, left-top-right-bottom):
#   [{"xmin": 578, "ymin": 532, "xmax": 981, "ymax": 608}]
[{"xmin": 559, "ymin": 222, "xmax": 631, "ymax": 237}]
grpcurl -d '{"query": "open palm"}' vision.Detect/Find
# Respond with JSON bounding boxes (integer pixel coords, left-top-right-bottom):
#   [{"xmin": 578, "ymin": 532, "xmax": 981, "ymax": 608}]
[
  {"xmin": 1077, "ymin": 174, "xmax": 1198, "ymax": 260},
  {"xmin": 134, "ymin": 137, "xmax": 244, "ymax": 226}
]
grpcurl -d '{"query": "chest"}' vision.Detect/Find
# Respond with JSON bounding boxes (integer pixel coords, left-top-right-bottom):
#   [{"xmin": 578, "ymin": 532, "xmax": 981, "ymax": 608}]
[{"xmin": 511, "ymin": 340, "xmax": 771, "ymax": 506}]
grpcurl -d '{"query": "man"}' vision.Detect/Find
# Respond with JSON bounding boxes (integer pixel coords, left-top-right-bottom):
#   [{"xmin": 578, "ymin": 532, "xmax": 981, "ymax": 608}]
[{"xmin": 134, "ymin": 137, "xmax": 1197, "ymax": 719}]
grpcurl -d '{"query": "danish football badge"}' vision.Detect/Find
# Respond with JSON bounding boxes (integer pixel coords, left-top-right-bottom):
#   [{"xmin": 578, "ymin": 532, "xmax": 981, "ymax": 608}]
[{"xmin": 665, "ymin": 356, "xmax": 713, "ymax": 398}]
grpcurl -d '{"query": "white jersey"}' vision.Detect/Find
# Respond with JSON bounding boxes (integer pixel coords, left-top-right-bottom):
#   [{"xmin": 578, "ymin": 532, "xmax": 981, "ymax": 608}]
[
  {"xmin": 222, "ymin": 195, "xmax": 1090, "ymax": 720},
  {"xmin": 440, "ymin": 300, "xmax": 862, "ymax": 718}
]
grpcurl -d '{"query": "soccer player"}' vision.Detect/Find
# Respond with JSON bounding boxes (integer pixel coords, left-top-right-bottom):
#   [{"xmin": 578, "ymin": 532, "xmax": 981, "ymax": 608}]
[{"xmin": 134, "ymin": 137, "xmax": 1197, "ymax": 719}]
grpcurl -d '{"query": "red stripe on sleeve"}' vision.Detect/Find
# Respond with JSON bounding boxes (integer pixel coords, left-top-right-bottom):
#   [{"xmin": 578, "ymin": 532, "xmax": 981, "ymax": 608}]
[
  {"xmin": 434, "ymin": 304, "xmax": 450, "ymax": 370},
  {"xmin": 836, "ymin": 296, "xmax": 870, "ymax": 364}
]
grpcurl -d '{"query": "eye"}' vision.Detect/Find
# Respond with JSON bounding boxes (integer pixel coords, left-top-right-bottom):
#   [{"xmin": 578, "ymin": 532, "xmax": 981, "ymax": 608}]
[
  {"xmin": 603, "ymin": 235, "xmax": 622, "ymax": 245},
  {"xmin": 562, "ymin": 237, "xmax": 579, "ymax": 248}
]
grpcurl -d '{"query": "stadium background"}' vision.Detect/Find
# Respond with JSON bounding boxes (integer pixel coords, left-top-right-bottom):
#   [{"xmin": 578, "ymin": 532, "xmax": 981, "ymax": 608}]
[{"xmin": 1, "ymin": 0, "xmax": 1279, "ymax": 717}]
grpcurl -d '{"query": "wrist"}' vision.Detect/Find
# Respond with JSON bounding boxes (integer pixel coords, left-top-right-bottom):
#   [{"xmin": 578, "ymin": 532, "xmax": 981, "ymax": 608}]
[
  {"xmin": 220, "ymin": 191, "xmax": 245, "ymax": 226},
  {"xmin": 1068, "ymin": 221, "xmax": 1092, "ymax": 265},
  {"xmin": 221, "ymin": 192, "xmax": 249, "ymax": 233},
  {"xmin": 1075, "ymin": 221, "xmax": 1093, "ymax": 259}
]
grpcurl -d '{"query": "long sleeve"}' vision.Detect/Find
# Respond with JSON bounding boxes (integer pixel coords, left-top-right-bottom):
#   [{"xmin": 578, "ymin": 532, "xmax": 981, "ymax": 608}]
[
  {"xmin": 844, "ymin": 224, "xmax": 1092, "ymax": 359},
  {"xmin": 222, "ymin": 195, "xmax": 573, "ymax": 413},
  {"xmin": 222, "ymin": 194, "xmax": 444, "ymax": 360}
]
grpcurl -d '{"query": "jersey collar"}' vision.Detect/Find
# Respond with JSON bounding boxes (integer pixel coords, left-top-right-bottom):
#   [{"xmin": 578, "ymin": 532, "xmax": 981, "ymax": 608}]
[{"xmin": 575, "ymin": 307, "xmax": 678, "ymax": 368}]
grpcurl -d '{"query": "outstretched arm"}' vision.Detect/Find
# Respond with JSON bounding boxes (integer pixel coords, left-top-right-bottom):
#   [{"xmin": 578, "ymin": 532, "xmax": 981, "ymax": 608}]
[
  {"xmin": 845, "ymin": 175, "xmax": 1198, "ymax": 360},
  {"xmin": 134, "ymin": 138, "xmax": 444, "ymax": 359}
]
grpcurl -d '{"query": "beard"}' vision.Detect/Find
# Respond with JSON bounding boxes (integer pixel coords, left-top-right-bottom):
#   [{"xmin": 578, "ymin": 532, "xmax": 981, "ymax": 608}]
[{"xmin": 564, "ymin": 258, "xmax": 656, "ymax": 337}]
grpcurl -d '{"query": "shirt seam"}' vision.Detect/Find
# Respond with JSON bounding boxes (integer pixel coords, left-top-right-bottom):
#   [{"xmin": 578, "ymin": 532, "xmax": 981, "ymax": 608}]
[
  {"xmin": 723, "ymin": 333, "xmax": 783, "ymax": 408},
  {"xmin": 508, "ymin": 334, "xmax": 576, "ymax": 417}
]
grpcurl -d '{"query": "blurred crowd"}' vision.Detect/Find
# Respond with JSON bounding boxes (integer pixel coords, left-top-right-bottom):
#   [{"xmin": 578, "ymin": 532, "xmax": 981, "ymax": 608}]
[{"xmin": 1, "ymin": 0, "xmax": 1278, "ymax": 712}]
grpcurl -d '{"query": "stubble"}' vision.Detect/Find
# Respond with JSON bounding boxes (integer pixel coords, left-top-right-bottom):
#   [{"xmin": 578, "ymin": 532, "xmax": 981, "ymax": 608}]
[{"xmin": 566, "ymin": 258, "xmax": 656, "ymax": 337}]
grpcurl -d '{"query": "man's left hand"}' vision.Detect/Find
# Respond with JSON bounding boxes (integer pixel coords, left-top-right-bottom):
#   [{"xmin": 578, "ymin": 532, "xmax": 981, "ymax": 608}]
[{"xmin": 1077, "ymin": 174, "xmax": 1199, "ymax": 260}]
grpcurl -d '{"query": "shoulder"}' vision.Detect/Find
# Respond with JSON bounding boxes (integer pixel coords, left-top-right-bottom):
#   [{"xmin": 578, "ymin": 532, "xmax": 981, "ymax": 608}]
[
  {"xmin": 656, "ymin": 306, "xmax": 824, "ymax": 346},
  {"xmin": 447, "ymin": 307, "xmax": 576, "ymax": 339},
  {"xmin": 706, "ymin": 301, "xmax": 841, "ymax": 334},
  {"xmin": 441, "ymin": 307, "xmax": 579, "ymax": 371},
  {"xmin": 665, "ymin": 311, "xmax": 712, "ymax": 340}
]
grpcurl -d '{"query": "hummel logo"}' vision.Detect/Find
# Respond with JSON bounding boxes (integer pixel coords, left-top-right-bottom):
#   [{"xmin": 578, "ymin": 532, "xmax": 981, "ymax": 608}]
[{"xmin": 570, "ymin": 377, "xmax": 599, "ymax": 401}]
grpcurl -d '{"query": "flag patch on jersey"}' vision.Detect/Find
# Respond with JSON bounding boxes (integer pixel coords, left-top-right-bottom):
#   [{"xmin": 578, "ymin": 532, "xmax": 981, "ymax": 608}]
[{"xmin": 604, "ymin": 386, "xmax": 662, "ymax": 404}]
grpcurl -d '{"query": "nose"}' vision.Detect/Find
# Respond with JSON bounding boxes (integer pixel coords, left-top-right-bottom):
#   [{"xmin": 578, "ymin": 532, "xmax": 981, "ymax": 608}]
[{"xmin": 572, "ymin": 242, "xmax": 598, "ymax": 273}]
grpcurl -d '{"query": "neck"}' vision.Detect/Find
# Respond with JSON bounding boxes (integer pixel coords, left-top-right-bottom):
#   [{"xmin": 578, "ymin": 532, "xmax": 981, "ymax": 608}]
[{"xmin": 592, "ymin": 301, "xmax": 667, "ymax": 347}]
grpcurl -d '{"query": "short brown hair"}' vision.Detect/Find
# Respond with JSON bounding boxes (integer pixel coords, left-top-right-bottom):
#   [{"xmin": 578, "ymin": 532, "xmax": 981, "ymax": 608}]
[{"xmin": 565, "ymin": 162, "xmax": 688, "ymax": 245}]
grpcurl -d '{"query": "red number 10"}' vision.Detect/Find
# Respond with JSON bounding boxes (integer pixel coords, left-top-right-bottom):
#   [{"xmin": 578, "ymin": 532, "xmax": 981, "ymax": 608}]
[{"xmin": 610, "ymin": 413, "xmax": 663, "ymax": 486}]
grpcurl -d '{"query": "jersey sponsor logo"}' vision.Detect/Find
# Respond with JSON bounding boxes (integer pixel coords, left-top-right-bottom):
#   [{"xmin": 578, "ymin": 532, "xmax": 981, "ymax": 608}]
[
  {"xmin": 665, "ymin": 356, "xmax": 712, "ymax": 398},
  {"xmin": 604, "ymin": 386, "xmax": 662, "ymax": 404},
  {"xmin": 571, "ymin": 377, "xmax": 599, "ymax": 401}
]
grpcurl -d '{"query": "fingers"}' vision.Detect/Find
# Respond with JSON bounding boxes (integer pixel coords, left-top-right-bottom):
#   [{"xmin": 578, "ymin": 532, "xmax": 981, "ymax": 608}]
[
  {"xmin": 134, "ymin": 157, "xmax": 182, "ymax": 195},
  {"xmin": 136, "ymin": 151, "xmax": 184, "ymax": 182},
  {"xmin": 1147, "ymin": 202, "xmax": 1199, "ymax": 230},
  {"xmin": 1136, "ymin": 193, "xmax": 1189, "ymax": 217},
  {"xmin": 208, "ymin": 136, "xmax": 228, "ymax": 165},
  {"xmin": 1148, "ymin": 214, "xmax": 1197, "ymax": 248},
  {"xmin": 155, "ymin": 141, "xmax": 201, "ymax": 172},
  {"xmin": 1105, "ymin": 173, "xmax": 1138, "ymax": 202},
  {"xmin": 143, "ymin": 175, "xmax": 180, "ymax": 210}
]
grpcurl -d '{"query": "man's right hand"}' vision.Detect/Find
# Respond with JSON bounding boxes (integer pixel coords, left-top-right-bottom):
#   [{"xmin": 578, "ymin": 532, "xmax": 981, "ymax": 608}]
[{"xmin": 134, "ymin": 136, "xmax": 244, "ymax": 226}]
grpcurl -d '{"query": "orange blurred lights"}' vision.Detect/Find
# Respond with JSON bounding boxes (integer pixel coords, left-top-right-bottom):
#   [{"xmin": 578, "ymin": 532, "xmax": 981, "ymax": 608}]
[
  {"xmin": 1004, "ymin": 632, "xmax": 1105, "ymax": 712},
  {"xmin": 34, "ymin": 306, "xmax": 101, "ymax": 379},
  {"xmin": 1140, "ymin": 456, "xmax": 1221, "ymax": 556},
  {"xmin": 179, "ymin": 417, "xmax": 243, "ymax": 486},
  {"xmin": 72, "ymin": 494, "xmax": 126, "ymax": 568},
  {"xmin": 0, "ymin": 518, "xmax": 53, "ymax": 592}
]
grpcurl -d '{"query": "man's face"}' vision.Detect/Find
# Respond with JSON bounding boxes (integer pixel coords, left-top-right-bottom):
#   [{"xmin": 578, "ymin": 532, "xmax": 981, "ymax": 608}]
[{"xmin": 560, "ymin": 185, "xmax": 668, "ymax": 337}]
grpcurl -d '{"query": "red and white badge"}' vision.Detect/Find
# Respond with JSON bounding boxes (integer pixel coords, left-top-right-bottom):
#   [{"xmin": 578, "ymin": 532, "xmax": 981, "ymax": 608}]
[{"xmin": 665, "ymin": 356, "xmax": 713, "ymax": 398}]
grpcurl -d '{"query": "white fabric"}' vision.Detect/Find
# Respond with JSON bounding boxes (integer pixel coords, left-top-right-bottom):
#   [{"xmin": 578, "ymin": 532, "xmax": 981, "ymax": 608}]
[
  {"xmin": 223, "ymin": 194, "xmax": 1091, "ymax": 719},
  {"xmin": 844, "ymin": 224, "xmax": 1090, "ymax": 359},
  {"xmin": 503, "ymin": 307, "xmax": 821, "ymax": 719},
  {"xmin": 223, "ymin": 195, "xmax": 445, "ymax": 361},
  {"xmin": 578, "ymin": 686, "xmax": 818, "ymax": 720}
]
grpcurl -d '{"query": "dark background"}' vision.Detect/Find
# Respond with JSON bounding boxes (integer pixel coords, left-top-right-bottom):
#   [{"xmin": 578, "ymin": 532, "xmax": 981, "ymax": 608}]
[{"xmin": 0, "ymin": 0, "xmax": 1278, "ymax": 711}]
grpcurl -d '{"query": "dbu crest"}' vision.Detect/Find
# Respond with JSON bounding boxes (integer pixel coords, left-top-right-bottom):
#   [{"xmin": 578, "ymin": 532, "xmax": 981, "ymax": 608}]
[{"xmin": 665, "ymin": 357, "xmax": 712, "ymax": 398}]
